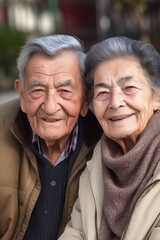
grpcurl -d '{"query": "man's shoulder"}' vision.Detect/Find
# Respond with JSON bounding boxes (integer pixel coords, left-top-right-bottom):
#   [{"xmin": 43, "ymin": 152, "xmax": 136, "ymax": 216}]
[
  {"xmin": 0, "ymin": 98, "xmax": 20, "ymax": 131},
  {"xmin": 0, "ymin": 98, "xmax": 20, "ymax": 116}
]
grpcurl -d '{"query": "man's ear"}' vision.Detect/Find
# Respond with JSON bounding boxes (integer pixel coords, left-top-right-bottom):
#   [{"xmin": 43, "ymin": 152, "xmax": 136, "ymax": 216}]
[
  {"xmin": 14, "ymin": 79, "xmax": 26, "ymax": 112},
  {"xmin": 80, "ymin": 93, "xmax": 93, "ymax": 117},
  {"xmin": 80, "ymin": 100, "xmax": 89, "ymax": 117}
]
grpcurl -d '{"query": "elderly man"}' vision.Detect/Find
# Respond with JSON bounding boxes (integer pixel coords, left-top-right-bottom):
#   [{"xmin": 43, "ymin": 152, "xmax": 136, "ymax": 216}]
[{"xmin": 0, "ymin": 35, "xmax": 102, "ymax": 240}]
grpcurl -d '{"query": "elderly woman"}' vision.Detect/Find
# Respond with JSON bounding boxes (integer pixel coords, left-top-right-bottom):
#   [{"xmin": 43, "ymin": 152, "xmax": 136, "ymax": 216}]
[{"xmin": 59, "ymin": 36, "xmax": 160, "ymax": 240}]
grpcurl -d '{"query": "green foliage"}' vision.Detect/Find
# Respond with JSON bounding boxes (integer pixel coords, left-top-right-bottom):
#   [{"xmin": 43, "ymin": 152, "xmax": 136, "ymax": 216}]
[{"xmin": 0, "ymin": 25, "xmax": 26, "ymax": 90}]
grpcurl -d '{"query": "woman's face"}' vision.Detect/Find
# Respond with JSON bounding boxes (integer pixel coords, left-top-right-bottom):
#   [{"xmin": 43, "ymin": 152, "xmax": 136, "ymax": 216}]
[{"xmin": 93, "ymin": 57, "xmax": 159, "ymax": 150}]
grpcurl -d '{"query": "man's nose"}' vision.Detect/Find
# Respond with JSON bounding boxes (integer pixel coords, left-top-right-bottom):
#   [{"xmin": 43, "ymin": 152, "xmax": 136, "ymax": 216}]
[{"xmin": 41, "ymin": 91, "xmax": 61, "ymax": 114}]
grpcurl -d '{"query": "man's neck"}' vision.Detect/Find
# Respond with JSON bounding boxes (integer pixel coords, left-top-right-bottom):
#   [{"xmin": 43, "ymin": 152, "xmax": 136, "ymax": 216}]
[{"xmin": 41, "ymin": 138, "xmax": 69, "ymax": 165}]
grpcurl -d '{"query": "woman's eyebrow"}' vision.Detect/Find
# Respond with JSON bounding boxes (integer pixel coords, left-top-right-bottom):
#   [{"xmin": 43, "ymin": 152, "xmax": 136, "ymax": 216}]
[
  {"xmin": 94, "ymin": 76, "xmax": 134, "ymax": 89},
  {"xmin": 118, "ymin": 76, "xmax": 133, "ymax": 84},
  {"xmin": 94, "ymin": 82, "xmax": 109, "ymax": 89}
]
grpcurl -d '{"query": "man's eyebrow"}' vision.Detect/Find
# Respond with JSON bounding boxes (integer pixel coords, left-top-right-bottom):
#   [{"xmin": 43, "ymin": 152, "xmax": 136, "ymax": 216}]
[
  {"xmin": 30, "ymin": 79, "xmax": 72, "ymax": 88},
  {"xmin": 30, "ymin": 79, "xmax": 45, "ymax": 87},
  {"xmin": 54, "ymin": 79, "xmax": 72, "ymax": 88}
]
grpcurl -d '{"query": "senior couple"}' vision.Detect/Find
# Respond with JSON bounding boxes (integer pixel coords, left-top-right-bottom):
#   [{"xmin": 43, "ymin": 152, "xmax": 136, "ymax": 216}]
[{"xmin": 0, "ymin": 34, "xmax": 160, "ymax": 240}]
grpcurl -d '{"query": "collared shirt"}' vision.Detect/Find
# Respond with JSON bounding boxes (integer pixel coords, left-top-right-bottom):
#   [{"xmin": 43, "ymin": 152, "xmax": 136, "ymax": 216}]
[{"xmin": 32, "ymin": 123, "xmax": 78, "ymax": 166}]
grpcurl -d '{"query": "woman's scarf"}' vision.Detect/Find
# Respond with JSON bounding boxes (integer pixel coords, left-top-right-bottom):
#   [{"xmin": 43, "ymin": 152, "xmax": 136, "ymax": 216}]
[{"xmin": 99, "ymin": 111, "xmax": 160, "ymax": 240}]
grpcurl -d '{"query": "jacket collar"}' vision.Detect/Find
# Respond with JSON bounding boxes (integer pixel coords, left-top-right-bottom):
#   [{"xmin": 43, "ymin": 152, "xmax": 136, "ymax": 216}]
[
  {"xmin": 11, "ymin": 104, "xmax": 102, "ymax": 149},
  {"xmin": 86, "ymin": 140, "xmax": 104, "ymax": 229},
  {"xmin": 11, "ymin": 109, "xmax": 30, "ymax": 146}
]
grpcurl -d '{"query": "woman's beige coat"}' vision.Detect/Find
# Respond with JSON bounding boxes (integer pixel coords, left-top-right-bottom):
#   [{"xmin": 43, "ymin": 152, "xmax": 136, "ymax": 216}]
[{"xmin": 59, "ymin": 140, "xmax": 160, "ymax": 240}]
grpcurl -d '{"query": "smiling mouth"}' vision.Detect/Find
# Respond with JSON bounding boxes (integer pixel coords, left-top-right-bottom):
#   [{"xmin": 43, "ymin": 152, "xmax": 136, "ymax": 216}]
[
  {"xmin": 42, "ymin": 118, "xmax": 61, "ymax": 123},
  {"xmin": 109, "ymin": 114, "xmax": 133, "ymax": 121}
]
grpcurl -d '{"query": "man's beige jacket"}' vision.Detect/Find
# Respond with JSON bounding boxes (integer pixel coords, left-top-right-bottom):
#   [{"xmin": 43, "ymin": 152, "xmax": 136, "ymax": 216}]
[{"xmin": 0, "ymin": 99, "xmax": 102, "ymax": 240}]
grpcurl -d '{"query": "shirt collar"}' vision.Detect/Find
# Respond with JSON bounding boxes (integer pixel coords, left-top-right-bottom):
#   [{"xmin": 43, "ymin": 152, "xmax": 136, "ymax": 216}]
[{"xmin": 32, "ymin": 123, "xmax": 78, "ymax": 166}]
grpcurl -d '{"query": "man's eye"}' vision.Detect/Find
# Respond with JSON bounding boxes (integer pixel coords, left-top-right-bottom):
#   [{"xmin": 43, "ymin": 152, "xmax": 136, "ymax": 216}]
[
  {"xmin": 29, "ymin": 89, "xmax": 45, "ymax": 99},
  {"xmin": 59, "ymin": 89, "xmax": 73, "ymax": 100},
  {"xmin": 61, "ymin": 89, "xmax": 70, "ymax": 93},
  {"xmin": 34, "ymin": 89, "xmax": 43, "ymax": 92}
]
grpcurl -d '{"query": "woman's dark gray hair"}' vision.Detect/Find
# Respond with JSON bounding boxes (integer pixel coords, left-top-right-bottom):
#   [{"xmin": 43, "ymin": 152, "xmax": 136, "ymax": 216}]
[
  {"xmin": 85, "ymin": 36, "xmax": 160, "ymax": 98},
  {"xmin": 17, "ymin": 34, "xmax": 86, "ymax": 88}
]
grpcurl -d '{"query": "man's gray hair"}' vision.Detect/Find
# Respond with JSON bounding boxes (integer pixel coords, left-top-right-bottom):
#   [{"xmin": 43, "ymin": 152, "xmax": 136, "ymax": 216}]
[{"xmin": 17, "ymin": 34, "xmax": 86, "ymax": 87}]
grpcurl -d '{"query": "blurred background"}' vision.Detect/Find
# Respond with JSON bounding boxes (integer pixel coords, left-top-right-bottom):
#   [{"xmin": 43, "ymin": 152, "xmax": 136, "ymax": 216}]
[{"xmin": 0, "ymin": 0, "xmax": 160, "ymax": 102}]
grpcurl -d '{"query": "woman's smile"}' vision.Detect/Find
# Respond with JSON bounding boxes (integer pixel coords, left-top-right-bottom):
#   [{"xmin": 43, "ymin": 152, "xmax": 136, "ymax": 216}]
[{"xmin": 108, "ymin": 113, "xmax": 134, "ymax": 122}]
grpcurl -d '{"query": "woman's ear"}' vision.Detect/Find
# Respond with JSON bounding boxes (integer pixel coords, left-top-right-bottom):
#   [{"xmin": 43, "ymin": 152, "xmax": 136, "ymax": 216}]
[{"xmin": 153, "ymin": 90, "xmax": 160, "ymax": 112}]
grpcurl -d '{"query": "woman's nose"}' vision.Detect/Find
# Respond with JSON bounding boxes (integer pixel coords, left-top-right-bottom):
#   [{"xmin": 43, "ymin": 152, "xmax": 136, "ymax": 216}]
[{"xmin": 109, "ymin": 90, "xmax": 126, "ymax": 110}]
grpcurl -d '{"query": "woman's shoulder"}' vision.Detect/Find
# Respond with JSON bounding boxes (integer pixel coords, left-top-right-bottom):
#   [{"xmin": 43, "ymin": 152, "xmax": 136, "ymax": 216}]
[
  {"xmin": 80, "ymin": 139, "xmax": 102, "ymax": 181},
  {"xmin": 87, "ymin": 140, "xmax": 102, "ymax": 168}
]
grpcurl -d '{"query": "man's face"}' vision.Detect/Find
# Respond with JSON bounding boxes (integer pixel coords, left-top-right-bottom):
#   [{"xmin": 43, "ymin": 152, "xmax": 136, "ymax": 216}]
[{"xmin": 15, "ymin": 51, "xmax": 87, "ymax": 147}]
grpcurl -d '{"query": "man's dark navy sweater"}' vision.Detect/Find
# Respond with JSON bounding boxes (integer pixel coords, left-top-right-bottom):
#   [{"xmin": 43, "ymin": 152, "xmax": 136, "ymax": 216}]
[{"xmin": 23, "ymin": 116, "xmax": 84, "ymax": 240}]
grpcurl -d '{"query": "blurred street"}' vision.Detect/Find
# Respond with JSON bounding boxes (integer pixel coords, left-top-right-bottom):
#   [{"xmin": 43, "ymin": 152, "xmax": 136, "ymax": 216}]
[{"xmin": 0, "ymin": 90, "xmax": 18, "ymax": 104}]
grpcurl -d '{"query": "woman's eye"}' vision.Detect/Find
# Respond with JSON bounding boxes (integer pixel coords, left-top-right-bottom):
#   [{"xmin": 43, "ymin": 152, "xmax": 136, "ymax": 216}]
[
  {"xmin": 123, "ymin": 86, "xmax": 137, "ymax": 94},
  {"xmin": 95, "ymin": 91, "xmax": 110, "ymax": 101},
  {"xmin": 126, "ymin": 86, "xmax": 135, "ymax": 89}
]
